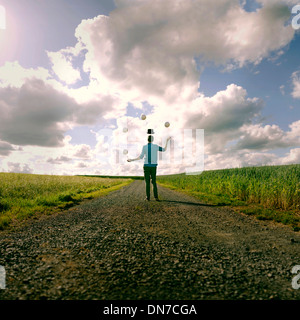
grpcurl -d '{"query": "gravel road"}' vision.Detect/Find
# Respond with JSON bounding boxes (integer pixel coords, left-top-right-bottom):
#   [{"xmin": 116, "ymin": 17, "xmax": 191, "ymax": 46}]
[{"xmin": 0, "ymin": 180, "xmax": 299, "ymax": 300}]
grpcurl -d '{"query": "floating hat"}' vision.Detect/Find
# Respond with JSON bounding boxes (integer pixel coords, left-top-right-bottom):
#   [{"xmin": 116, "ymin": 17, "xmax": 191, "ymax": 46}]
[{"xmin": 147, "ymin": 129, "xmax": 154, "ymax": 134}]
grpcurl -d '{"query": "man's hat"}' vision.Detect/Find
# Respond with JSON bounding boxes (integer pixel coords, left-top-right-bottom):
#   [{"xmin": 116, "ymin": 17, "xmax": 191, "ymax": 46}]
[{"xmin": 147, "ymin": 129, "xmax": 154, "ymax": 134}]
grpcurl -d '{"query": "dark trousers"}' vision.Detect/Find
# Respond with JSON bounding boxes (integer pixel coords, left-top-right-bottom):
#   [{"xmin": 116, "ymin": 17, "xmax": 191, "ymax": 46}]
[{"xmin": 143, "ymin": 166, "xmax": 158, "ymax": 199}]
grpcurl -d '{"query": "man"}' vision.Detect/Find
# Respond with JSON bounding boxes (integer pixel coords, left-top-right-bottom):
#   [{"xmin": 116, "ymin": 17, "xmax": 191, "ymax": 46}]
[{"xmin": 127, "ymin": 135, "xmax": 171, "ymax": 201}]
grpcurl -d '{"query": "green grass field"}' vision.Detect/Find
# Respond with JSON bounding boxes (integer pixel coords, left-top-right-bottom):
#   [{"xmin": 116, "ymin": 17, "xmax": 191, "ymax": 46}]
[
  {"xmin": 0, "ymin": 173, "xmax": 132, "ymax": 230},
  {"xmin": 1, "ymin": 165, "xmax": 299, "ymax": 232},
  {"xmin": 158, "ymin": 164, "xmax": 300, "ymax": 231}
]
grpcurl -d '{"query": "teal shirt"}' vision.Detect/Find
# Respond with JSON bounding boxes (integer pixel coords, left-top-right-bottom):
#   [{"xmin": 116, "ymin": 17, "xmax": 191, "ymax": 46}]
[{"xmin": 139, "ymin": 143, "xmax": 165, "ymax": 167}]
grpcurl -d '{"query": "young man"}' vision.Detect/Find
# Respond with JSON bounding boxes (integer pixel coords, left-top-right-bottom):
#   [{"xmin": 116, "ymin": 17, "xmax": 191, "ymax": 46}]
[{"xmin": 127, "ymin": 135, "xmax": 171, "ymax": 201}]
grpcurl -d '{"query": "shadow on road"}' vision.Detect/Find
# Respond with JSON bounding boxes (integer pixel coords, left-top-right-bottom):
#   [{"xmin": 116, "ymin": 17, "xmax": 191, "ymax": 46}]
[{"xmin": 160, "ymin": 200, "xmax": 217, "ymax": 207}]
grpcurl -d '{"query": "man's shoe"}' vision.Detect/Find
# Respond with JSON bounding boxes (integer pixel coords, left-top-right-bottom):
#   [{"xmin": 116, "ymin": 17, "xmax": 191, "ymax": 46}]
[
  {"xmin": 155, "ymin": 198, "xmax": 160, "ymax": 202},
  {"xmin": 145, "ymin": 197, "xmax": 150, "ymax": 201}
]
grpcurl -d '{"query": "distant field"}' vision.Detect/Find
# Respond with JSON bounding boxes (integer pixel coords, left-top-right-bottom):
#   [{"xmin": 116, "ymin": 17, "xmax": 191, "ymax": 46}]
[
  {"xmin": 158, "ymin": 164, "xmax": 300, "ymax": 231},
  {"xmin": 0, "ymin": 173, "xmax": 132, "ymax": 230}
]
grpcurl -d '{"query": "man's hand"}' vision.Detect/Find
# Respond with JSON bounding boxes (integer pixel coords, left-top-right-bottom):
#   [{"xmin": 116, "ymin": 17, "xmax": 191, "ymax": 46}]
[
  {"xmin": 128, "ymin": 156, "xmax": 141, "ymax": 162},
  {"xmin": 167, "ymin": 136, "xmax": 172, "ymax": 141}
]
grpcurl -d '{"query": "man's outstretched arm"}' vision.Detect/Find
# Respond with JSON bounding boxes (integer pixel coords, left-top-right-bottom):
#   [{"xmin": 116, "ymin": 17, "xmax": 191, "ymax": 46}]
[
  {"xmin": 127, "ymin": 156, "xmax": 141, "ymax": 162},
  {"xmin": 127, "ymin": 146, "xmax": 145, "ymax": 162},
  {"xmin": 163, "ymin": 137, "xmax": 171, "ymax": 151}
]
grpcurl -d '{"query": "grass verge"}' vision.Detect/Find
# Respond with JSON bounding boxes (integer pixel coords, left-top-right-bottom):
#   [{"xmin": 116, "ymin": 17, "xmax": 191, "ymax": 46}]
[
  {"xmin": 158, "ymin": 181, "xmax": 300, "ymax": 232},
  {"xmin": 0, "ymin": 173, "xmax": 133, "ymax": 231}
]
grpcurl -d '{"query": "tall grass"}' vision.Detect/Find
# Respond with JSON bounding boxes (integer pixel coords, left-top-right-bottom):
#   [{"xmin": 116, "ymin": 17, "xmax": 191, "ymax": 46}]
[
  {"xmin": 158, "ymin": 165, "xmax": 300, "ymax": 230},
  {"xmin": 0, "ymin": 173, "xmax": 132, "ymax": 230}
]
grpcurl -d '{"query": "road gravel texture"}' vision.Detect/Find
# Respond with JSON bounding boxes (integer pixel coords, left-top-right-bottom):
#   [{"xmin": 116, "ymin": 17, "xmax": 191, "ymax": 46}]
[{"xmin": 0, "ymin": 180, "xmax": 299, "ymax": 300}]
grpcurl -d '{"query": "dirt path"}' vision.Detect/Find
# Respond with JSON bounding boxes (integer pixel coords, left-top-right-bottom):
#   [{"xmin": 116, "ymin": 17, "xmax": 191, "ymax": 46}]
[{"xmin": 0, "ymin": 180, "xmax": 299, "ymax": 300}]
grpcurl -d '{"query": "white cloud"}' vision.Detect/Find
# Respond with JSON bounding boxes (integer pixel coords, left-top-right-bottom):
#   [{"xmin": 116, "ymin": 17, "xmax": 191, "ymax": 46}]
[
  {"xmin": 0, "ymin": 62, "xmax": 124, "ymax": 148},
  {"xmin": 221, "ymin": 119, "xmax": 300, "ymax": 154},
  {"xmin": 47, "ymin": 50, "xmax": 81, "ymax": 85},
  {"xmin": 47, "ymin": 155, "xmax": 73, "ymax": 164},
  {"xmin": 0, "ymin": 0, "xmax": 298, "ymax": 174},
  {"xmin": 0, "ymin": 78, "xmax": 76, "ymax": 147},
  {"xmin": 204, "ymin": 151, "xmax": 277, "ymax": 170},
  {"xmin": 0, "ymin": 61, "xmax": 50, "ymax": 88},
  {"xmin": 0, "ymin": 141, "xmax": 15, "ymax": 156},
  {"xmin": 235, "ymin": 124, "xmax": 286, "ymax": 150},
  {"xmin": 181, "ymin": 84, "xmax": 263, "ymax": 154},
  {"xmin": 77, "ymin": 162, "xmax": 88, "ymax": 168},
  {"xmin": 257, "ymin": 0, "xmax": 299, "ymax": 6},
  {"xmin": 279, "ymin": 148, "xmax": 300, "ymax": 165},
  {"xmin": 73, "ymin": 144, "xmax": 92, "ymax": 159},
  {"xmin": 73, "ymin": 0, "xmax": 294, "ymax": 106},
  {"xmin": 7, "ymin": 162, "xmax": 33, "ymax": 174}
]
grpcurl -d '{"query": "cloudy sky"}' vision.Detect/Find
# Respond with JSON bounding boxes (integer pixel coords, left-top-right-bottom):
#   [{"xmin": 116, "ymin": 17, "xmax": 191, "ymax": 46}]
[{"xmin": 0, "ymin": 0, "xmax": 299, "ymax": 176}]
